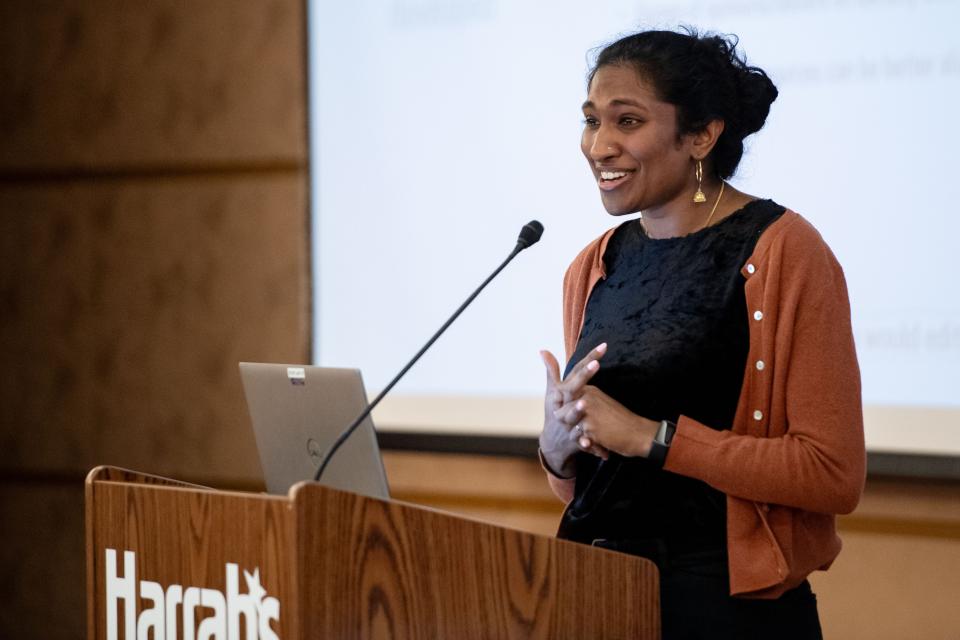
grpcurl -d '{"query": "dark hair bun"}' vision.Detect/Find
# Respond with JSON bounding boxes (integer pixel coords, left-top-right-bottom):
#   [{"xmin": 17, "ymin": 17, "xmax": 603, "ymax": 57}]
[
  {"xmin": 590, "ymin": 28, "xmax": 778, "ymax": 179},
  {"xmin": 726, "ymin": 43, "xmax": 779, "ymax": 136}
]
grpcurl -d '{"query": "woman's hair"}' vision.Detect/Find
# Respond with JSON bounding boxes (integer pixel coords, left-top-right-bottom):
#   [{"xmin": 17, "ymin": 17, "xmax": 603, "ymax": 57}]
[{"xmin": 588, "ymin": 28, "xmax": 778, "ymax": 180}]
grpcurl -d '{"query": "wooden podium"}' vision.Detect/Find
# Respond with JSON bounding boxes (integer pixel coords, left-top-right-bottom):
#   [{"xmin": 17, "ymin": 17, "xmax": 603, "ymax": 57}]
[{"xmin": 86, "ymin": 466, "xmax": 660, "ymax": 639}]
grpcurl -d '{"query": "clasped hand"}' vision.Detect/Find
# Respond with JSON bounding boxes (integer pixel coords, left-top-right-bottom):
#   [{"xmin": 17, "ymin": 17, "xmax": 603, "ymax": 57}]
[{"xmin": 539, "ymin": 343, "xmax": 660, "ymax": 477}]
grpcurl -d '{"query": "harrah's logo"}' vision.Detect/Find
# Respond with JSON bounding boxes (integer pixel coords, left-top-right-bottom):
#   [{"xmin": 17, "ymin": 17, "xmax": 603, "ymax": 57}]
[{"xmin": 105, "ymin": 548, "xmax": 280, "ymax": 640}]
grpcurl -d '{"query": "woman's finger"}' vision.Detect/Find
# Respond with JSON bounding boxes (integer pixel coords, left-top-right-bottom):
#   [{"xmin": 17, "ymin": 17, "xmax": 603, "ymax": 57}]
[
  {"xmin": 540, "ymin": 350, "xmax": 562, "ymax": 388},
  {"xmin": 569, "ymin": 342, "xmax": 608, "ymax": 376},
  {"xmin": 576, "ymin": 435, "xmax": 610, "ymax": 460},
  {"xmin": 552, "ymin": 399, "xmax": 584, "ymax": 427},
  {"xmin": 563, "ymin": 358, "xmax": 600, "ymax": 394},
  {"xmin": 578, "ymin": 421, "xmax": 611, "ymax": 460},
  {"xmin": 560, "ymin": 343, "xmax": 607, "ymax": 397}
]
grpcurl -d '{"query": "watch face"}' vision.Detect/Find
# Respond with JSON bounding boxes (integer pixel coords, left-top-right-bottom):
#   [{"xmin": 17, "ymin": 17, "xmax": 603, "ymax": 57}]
[
  {"xmin": 654, "ymin": 420, "xmax": 672, "ymax": 445},
  {"xmin": 655, "ymin": 421, "xmax": 667, "ymax": 444},
  {"xmin": 662, "ymin": 420, "xmax": 676, "ymax": 445}
]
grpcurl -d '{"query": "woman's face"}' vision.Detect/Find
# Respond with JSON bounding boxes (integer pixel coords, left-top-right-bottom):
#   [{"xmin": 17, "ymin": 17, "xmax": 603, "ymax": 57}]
[{"xmin": 581, "ymin": 65, "xmax": 697, "ymax": 216}]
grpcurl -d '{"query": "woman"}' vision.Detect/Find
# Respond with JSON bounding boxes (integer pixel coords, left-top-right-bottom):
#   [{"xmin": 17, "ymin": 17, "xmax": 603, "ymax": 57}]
[{"xmin": 538, "ymin": 29, "xmax": 865, "ymax": 639}]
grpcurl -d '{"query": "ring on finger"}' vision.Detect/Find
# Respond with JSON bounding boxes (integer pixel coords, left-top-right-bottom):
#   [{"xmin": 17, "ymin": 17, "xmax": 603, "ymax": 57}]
[{"xmin": 574, "ymin": 423, "xmax": 584, "ymax": 437}]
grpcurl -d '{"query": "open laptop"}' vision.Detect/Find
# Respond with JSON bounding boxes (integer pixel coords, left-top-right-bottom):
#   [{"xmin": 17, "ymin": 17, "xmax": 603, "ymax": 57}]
[{"xmin": 238, "ymin": 363, "xmax": 390, "ymax": 499}]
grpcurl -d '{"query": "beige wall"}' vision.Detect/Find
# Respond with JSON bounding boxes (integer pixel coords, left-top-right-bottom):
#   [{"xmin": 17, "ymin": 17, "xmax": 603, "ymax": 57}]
[{"xmin": 0, "ymin": 2, "xmax": 308, "ymax": 636}]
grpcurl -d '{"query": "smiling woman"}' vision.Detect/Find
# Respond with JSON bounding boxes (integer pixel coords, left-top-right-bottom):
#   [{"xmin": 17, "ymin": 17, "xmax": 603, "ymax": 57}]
[
  {"xmin": 578, "ymin": 30, "xmax": 778, "ymax": 234},
  {"xmin": 581, "ymin": 66, "xmax": 699, "ymax": 217},
  {"xmin": 538, "ymin": 28, "xmax": 864, "ymax": 640}
]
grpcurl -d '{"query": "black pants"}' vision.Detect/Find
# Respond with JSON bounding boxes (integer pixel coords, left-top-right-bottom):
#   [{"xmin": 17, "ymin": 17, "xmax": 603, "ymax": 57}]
[{"xmin": 594, "ymin": 541, "xmax": 823, "ymax": 640}]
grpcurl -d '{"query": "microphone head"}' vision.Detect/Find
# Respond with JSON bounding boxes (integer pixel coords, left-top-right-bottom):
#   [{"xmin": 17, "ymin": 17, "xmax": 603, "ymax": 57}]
[{"xmin": 516, "ymin": 220, "xmax": 544, "ymax": 250}]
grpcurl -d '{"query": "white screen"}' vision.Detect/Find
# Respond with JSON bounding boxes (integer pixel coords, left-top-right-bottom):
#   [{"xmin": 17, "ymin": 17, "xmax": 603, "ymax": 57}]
[{"xmin": 308, "ymin": 1, "xmax": 960, "ymax": 455}]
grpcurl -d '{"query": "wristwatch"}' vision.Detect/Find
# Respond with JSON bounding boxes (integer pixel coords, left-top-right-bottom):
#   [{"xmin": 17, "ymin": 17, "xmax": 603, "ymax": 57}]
[{"xmin": 647, "ymin": 419, "xmax": 677, "ymax": 468}]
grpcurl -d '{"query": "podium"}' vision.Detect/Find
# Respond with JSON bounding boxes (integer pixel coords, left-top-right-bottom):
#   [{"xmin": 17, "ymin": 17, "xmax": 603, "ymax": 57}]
[{"xmin": 86, "ymin": 466, "xmax": 660, "ymax": 639}]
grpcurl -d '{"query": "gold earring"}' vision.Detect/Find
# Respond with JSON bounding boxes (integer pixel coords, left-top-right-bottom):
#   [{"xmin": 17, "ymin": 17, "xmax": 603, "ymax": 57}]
[{"xmin": 693, "ymin": 160, "xmax": 707, "ymax": 203}]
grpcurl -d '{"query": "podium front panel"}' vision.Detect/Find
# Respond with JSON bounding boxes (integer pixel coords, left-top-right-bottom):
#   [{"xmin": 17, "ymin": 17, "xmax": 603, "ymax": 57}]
[
  {"xmin": 86, "ymin": 468, "xmax": 297, "ymax": 640},
  {"xmin": 294, "ymin": 483, "xmax": 659, "ymax": 639}
]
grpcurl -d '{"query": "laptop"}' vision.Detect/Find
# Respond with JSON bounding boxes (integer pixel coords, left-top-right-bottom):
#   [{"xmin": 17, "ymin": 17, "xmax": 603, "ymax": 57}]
[{"xmin": 239, "ymin": 363, "xmax": 390, "ymax": 499}]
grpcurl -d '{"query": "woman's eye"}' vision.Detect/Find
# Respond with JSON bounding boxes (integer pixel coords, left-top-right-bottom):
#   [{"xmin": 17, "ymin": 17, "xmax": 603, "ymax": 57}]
[
  {"xmin": 583, "ymin": 116, "xmax": 599, "ymax": 127},
  {"xmin": 620, "ymin": 116, "xmax": 642, "ymax": 127}
]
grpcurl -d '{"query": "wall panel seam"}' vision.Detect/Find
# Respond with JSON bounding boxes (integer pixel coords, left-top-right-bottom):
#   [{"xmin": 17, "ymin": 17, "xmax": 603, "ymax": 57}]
[{"xmin": 0, "ymin": 161, "xmax": 306, "ymax": 184}]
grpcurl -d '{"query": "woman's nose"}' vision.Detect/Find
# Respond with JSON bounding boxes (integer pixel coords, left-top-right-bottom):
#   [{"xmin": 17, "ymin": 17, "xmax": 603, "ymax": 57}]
[{"xmin": 588, "ymin": 128, "xmax": 619, "ymax": 161}]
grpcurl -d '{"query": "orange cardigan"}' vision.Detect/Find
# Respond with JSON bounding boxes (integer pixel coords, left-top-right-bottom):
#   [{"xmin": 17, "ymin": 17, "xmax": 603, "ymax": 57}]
[{"xmin": 547, "ymin": 211, "xmax": 866, "ymax": 599}]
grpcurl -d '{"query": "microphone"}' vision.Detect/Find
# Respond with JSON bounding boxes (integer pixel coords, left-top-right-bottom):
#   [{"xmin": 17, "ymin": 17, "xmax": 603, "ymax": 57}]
[
  {"xmin": 313, "ymin": 220, "xmax": 545, "ymax": 483},
  {"xmin": 516, "ymin": 220, "xmax": 544, "ymax": 250}
]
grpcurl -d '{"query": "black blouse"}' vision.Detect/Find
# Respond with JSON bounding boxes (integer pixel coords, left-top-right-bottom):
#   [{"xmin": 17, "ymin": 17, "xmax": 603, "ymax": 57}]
[{"xmin": 559, "ymin": 199, "xmax": 785, "ymax": 553}]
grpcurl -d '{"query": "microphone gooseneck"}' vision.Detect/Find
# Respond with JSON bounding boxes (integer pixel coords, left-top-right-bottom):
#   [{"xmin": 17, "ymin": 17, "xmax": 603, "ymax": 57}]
[{"xmin": 313, "ymin": 220, "xmax": 545, "ymax": 483}]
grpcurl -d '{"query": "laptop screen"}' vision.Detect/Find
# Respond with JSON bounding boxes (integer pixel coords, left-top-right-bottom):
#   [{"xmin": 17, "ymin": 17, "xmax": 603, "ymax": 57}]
[{"xmin": 239, "ymin": 363, "xmax": 390, "ymax": 499}]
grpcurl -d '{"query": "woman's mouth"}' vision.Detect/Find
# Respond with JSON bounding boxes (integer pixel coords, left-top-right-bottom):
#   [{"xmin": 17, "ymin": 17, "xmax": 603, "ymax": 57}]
[{"xmin": 598, "ymin": 169, "xmax": 633, "ymax": 191}]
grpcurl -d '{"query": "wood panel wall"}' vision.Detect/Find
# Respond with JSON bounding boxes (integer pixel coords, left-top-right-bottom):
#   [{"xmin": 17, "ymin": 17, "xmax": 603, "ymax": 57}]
[{"xmin": 0, "ymin": 2, "xmax": 308, "ymax": 637}]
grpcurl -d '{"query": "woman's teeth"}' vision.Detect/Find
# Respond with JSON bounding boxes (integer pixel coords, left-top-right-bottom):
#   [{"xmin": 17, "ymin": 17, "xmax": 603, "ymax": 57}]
[{"xmin": 601, "ymin": 171, "xmax": 628, "ymax": 180}]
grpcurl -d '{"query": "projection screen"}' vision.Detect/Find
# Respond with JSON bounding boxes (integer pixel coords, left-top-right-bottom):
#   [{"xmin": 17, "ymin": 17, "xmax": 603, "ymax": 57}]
[{"xmin": 308, "ymin": 1, "xmax": 960, "ymax": 456}]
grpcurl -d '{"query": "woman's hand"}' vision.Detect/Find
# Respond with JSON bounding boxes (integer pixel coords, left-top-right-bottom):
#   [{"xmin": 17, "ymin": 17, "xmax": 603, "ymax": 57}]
[
  {"xmin": 554, "ymin": 385, "xmax": 660, "ymax": 459},
  {"xmin": 539, "ymin": 344, "xmax": 609, "ymax": 476}
]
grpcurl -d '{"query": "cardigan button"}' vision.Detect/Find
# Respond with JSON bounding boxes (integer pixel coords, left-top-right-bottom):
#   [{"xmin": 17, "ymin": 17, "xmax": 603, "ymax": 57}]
[
  {"xmin": 753, "ymin": 410, "xmax": 763, "ymax": 421},
  {"xmin": 756, "ymin": 360, "xmax": 765, "ymax": 371},
  {"xmin": 746, "ymin": 263, "xmax": 756, "ymax": 274},
  {"xmin": 753, "ymin": 310, "xmax": 763, "ymax": 321}
]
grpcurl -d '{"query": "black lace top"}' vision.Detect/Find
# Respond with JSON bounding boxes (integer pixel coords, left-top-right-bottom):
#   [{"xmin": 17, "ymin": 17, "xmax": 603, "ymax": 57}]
[{"xmin": 559, "ymin": 199, "xmax": 785, "ymax": 552}]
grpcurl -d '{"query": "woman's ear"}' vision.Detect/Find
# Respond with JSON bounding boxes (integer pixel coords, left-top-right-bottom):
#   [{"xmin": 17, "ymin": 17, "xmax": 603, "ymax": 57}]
[{"xmin": 691, "ymin": 119, "xmax": 725, "ymax": 161}]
